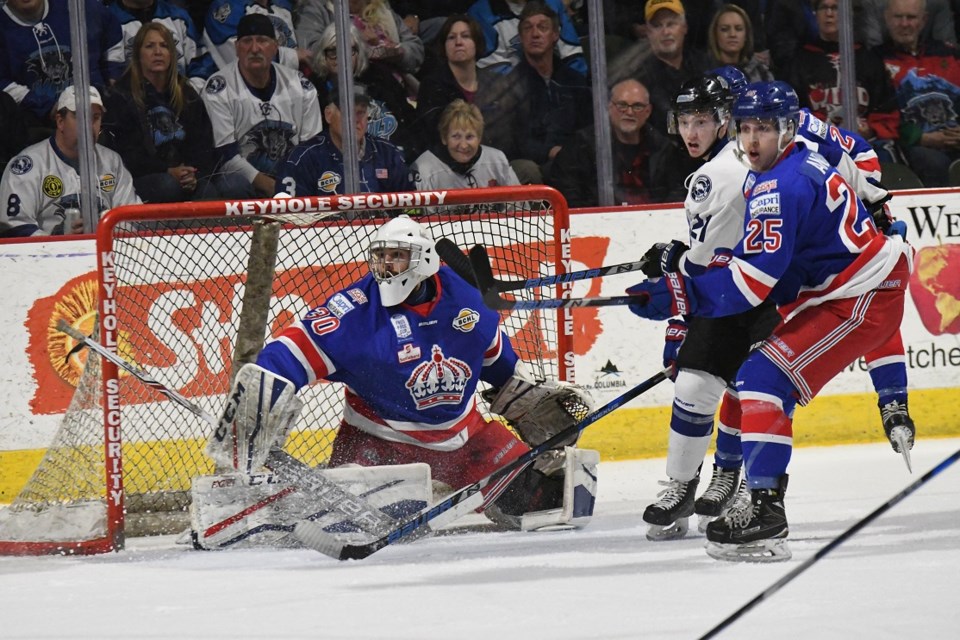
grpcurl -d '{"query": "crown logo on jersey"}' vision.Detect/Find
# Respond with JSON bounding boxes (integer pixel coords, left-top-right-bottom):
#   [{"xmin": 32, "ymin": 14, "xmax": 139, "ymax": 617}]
[{"xmin": 405, "ymin": 345, "xmax": 471, "ymax": 410}]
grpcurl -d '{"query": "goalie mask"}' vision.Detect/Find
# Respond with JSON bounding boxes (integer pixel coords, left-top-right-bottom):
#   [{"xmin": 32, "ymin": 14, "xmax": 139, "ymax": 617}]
[{"xmin": 368, "ymin": 215, "xmax": 440, "ymax": 306}]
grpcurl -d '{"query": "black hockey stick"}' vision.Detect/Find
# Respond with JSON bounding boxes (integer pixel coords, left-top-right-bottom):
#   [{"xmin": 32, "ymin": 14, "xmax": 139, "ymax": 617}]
[
  {"xmin": 56, "ymin": 320, "xmax": 398, "ymax": 536},
  {"xmin": 434, "ymin": 239, "xmax": 649, "ymax": 293},
  {"xmin": 467, "ymin": 244, "xmax": 640, "ymax": 311},
  {"xmin": 294, "ymin": 367, "xmax": 671, "ymax": 561},
  {"xmin": 698, "ymin": 444, "xmax": 960, "ymax": 640}
]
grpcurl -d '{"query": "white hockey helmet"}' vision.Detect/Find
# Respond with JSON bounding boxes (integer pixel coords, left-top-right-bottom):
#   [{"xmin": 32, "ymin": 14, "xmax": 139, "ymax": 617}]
[{"xmin": 367, "ymin": 215, "xmax": 440, "ymax": 306}]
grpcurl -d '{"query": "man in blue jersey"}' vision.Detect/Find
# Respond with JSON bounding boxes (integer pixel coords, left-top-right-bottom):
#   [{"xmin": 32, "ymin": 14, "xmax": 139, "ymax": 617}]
[
  {"xmin": 207, "ymin": 215, "xmax": 599, "ymax": 532},
  {"xmin": 627, "ymin": 81, "xmax": 914, "ymax": 562},
  {"xmin": 639, "ymin": 69, "xmax": 918, "ymax": 543},
  {"xmin": 276, "ymin": 84, "xmax": 412, "ymax": 197}
]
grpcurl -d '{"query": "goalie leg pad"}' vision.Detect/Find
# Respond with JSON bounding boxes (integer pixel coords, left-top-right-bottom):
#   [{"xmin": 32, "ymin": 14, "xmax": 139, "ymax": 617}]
[
  {"xmin": 484, "ymin": 447, "xmax": 600, "ymax": 531},
  {"xmin": 486, "ymin": 377, "xmax": 595, "ymax": 447},
  {"xmin": 206, "ymin": 363, "xmax": 303, "ymax": 474},
  {"xmin": 190, "ymin": 463, "xmax": 431, "ymax": 550}
]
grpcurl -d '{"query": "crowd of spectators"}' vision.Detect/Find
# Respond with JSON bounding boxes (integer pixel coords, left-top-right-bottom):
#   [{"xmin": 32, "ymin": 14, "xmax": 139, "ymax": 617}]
[{"xmin": 3, "ymin": 0, "xmax": 960, "ymax": 238}]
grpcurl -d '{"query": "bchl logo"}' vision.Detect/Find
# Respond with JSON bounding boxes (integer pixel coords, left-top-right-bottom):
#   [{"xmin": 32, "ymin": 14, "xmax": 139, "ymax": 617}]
[
  {"xmin": 405, "ymin": 345, "xmax": 471, "ymax": 409},
  {"xmin": 452, "ymin": 308, "xmax": 480, "ymax": 332}
]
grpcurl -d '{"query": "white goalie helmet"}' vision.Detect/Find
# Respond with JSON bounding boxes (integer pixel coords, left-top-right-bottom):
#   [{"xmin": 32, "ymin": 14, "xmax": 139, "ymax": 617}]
[{"xmin": 367, "ymin": 215, "xmax": 440, "ymax": 306}]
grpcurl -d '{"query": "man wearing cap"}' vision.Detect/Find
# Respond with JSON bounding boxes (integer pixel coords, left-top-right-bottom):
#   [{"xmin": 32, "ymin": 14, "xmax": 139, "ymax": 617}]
[
  {"xmin": 275, "ymin": 84, "xmax": 412, "ymax": 197},
  {"xmin": 0, "ymin": 85, "xmax": 140, "ymax": 237},
  {"xmin": 633, "ymin": 0, "xmax": 709, "ymax": 135},
  {"xmin": 197, "ymin": 0, "xmax": 309, "ymax": 76},
  {"xmin": 201, "ymin": 13, "xmax": 323, "ymax": 198}
]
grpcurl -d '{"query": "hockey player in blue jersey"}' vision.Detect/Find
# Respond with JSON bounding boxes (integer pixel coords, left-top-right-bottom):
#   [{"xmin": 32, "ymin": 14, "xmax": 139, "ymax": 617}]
[
  {"xmin": 639, "ymin": 69, "xmax": 918, "ymax": 542},
  {"xmin": 207, "ymin": 215, "xmax": 599, "ymax": 531},
  {"xmin": 627, "ymin": 81, "xmax": 914, "ymax": 562}
]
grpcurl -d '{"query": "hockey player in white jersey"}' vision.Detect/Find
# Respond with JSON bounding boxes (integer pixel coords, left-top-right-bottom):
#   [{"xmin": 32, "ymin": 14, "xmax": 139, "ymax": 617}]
[
  {"xmin": 637, "ymin": 73, "xmax": 781, "ymax": 540},
  {"xmin": 206, "ymin": 215, "xmax": 601, "ymax": 535},
  {"xmin": 201, "ymin": 13, "xmax": 323, "ymax": 198},
  {"xmin": 0, "ymin": 85, "xmax": 140, "ymax": 237}
]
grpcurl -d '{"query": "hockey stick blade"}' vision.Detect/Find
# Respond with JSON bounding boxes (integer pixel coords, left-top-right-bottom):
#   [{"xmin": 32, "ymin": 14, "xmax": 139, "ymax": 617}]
[
  {"xmin": 56, "ymin": 320, "xmax": 394, "ymax": 542},
  {"xmin": 434, "ymin": 238, "xmax": 478, "ymax": 287},
  {"xmin": 302, "ymin": 367, "xmax": 670, "ymax": 561},
  {"xmin": 467, "ymin": 245, "xmax": 639, "ymax": 310},
  {"xmin": 698, "ymin": 444, "xmax": 960, "ymax": 640},
  {"xmin": 890, "ymin": 427, "xmax": 913, "ymax": 473}
]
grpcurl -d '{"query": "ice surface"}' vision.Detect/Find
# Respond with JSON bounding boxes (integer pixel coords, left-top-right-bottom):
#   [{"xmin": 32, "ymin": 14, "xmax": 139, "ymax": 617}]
[{"xmin": 2, "ymin": 438, "xmax": 958, "ymax": 640}]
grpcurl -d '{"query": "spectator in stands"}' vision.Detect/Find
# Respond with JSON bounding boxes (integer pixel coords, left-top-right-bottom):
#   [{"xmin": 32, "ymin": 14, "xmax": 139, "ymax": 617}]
[
  {"xmin": 295, "ymin": 1, "xmax": 425, "ymax": 82},
  {"xmin": 0, "ymin": 92, "xmax": 28, "ymax": 170},
  {"xmin": 410, "ymin": 99, "xmax": 518, "ymax": 192},
  {"xmin": 707, "ymin": 4, "xmax": 774, "ymax": 82},
  {"xmin": 478, "ymin": 1, "xmax": 591, "ymax": 183},
  {"xmin": 0, "ymin": 0, "xmax": 125, "ymax": 128},
  {"xmin": 0, "ymin": 86, "xmax": 140, "ymax": 238},
  {"xmin": 548, "ymin": 78, "xmax": 688, "ymax": 207},
  {"xmin": 875, "ymin": 0, "xmax": 960, "ymax": 186},
  {"xmin": 764, "ymin": 0, "xmax": 818, "ymax": 76},
  {"xmin": 198, "ymin": 0, "xmax": 310, "ymax": 77},
  {"xmin": 309, "ymin": 23, "xmax": 417, "ymax": 162},
  {"xmin": 633, "ymin": 0, "xmax": 710, "ymax": 136},
  {"xmin": 414, "ymin": 15, "xmax": 488, "ymax": 151},
  {"xmin": 108, "ymin": 0, "xmax": 205, "ymax": 88},
  {"xmin": 860, "ymin": 0, "xmax": 956, "ymax": 47},
  {"xmin": 467, "ymin": 0, "xmax": 586, "ymax": 76},
  {"xmin": 276, "ymin": 84, "xmax": 411, "ymax": 197},
  {"xmin": 201, "ymin": 13, "xmax": 323, "ymax": 198},
  {"xmin": 788, "ymin": 0, "xmax": 901, "ymax": 161},
  {"xmin": 392, "ymin": 0, "xmax": 476, "ymax": 45},
  {"xmin": 102, "ymin": 22, "xmax": 245, "ymax": 203}
]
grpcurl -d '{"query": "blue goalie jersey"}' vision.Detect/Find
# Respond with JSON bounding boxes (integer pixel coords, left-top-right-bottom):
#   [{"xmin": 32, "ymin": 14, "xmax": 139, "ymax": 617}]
[{"xmin": 256, "ymin": 267, "xmax": 519, "ymax": 451}]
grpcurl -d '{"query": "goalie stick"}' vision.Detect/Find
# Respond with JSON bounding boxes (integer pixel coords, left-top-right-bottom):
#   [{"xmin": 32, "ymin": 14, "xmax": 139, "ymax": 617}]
[
  {"xmin": 434, "ymin": 238, "xmax": 650, "ymax": 293},
  {"xmin": 56, "ymin": 320, "xmax": 398, "ymax": 537},
  {"xmin": 293, "ymin": 367, "xmax": 670, "ymax": 561},
  {"xmin": 467, "ymin": 244, "xmax": 639, "ymax": 311},
  {"xmin": 698, "ymin": 444, "xmax": 960, "ymax": 640}
]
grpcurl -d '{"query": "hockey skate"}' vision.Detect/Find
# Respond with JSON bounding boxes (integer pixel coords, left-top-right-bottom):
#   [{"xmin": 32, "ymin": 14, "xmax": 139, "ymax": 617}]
[
  {"xmin": 642, "ymin": 471, "xmax": 699, "ymax": 541},
  {"xmin": 694, "ymin": 464, "xmax": 741, "ymax": 533},
  {"xmin": 704, "ymin": 475, "xmax": 791, "ymax": 562},
  {"xmin": 881, "ymin": 400, "xmax": 916, "ymax": 472}
]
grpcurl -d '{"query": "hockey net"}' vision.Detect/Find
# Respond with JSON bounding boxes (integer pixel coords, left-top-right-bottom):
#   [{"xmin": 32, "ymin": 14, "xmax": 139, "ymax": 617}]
[{"xmin": 0, "ymin": 186, "xmax": 572, "ymax": 555}]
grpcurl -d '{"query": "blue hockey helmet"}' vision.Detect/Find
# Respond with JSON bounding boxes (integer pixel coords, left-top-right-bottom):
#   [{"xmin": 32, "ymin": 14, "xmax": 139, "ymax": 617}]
[
  {"xmin": 709, "ymin": 66, "xmax": 748, "ymax": 98},
  {"xmin": 732, "ymin": 81, "xmax": 800, "ymax": 125}
]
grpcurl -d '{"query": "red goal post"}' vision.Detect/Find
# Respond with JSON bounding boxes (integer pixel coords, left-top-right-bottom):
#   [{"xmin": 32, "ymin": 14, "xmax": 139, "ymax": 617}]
[{"xmin": 0, "ymin": 186, "xmax": 573, "ymax": 555}]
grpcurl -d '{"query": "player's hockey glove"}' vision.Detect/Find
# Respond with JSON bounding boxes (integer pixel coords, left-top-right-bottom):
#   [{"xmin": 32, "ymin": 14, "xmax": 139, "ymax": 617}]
[
  {"xmin": 626, "ymin": 272, "xmax": 698, "ymax": 321},
  {"xmin": 640, "ymin": 240, "xmax": 690, "ymax": 278},
  {"xmin": 662, "ymin": 319, "xmax": 688, "ymax": 381}
]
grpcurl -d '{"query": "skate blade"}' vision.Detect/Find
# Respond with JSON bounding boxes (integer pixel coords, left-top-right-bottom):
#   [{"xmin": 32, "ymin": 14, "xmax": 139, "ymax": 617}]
[
  {"xmin": 890, "ymin": 426, "xmax": 913, "ymax": 473},
  {"xmin": 696, "ymin": 514, "xmax": 717, "ymax": 534},
  {"xmin": 645, "ymin": 517, "xmax": 689, "ymax": 541},
  {"xmin": 704, "ymin": 537, "xmax": 792, "ymax": 563}
]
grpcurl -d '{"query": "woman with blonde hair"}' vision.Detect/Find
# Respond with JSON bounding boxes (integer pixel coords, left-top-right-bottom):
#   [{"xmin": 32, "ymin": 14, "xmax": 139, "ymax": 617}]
[
  {"xmin": 410, "ymin": 99, "xmax": 518, "ymax": 191},
  {"xmin": 102, "ymin": 22, "xmax": 244, "ymax": 201},
  {"xmin": 706, "ymin": 4, "xmax": 773, "ymax": 82}
]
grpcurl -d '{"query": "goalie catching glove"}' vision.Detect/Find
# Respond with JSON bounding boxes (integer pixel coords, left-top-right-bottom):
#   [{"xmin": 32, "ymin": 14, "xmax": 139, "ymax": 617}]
[
  {"xmin": 484, "ymin": 376, "xmax": 595, "ymax": 449},
  {"xmin": 207, "ymin": 363, "xmax": 303, "ymax": 474}
]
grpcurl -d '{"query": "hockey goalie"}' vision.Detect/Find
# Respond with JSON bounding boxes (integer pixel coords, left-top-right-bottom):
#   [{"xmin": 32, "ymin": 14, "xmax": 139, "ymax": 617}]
[{"xmin": 193, "ymin": 215, "xmax": 599, "ymax": 549}]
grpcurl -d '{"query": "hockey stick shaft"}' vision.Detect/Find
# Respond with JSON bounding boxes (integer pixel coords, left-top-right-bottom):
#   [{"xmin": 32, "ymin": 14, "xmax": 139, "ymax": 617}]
[
  {"xmin": 467, "ymin": 245, "xmax": 638, "ymax": 310},
  {"xmin": 434, "ymin": 238, "xmax": 648, "ymax": 292},
  {"xmin": 698, "ymin": 444, "xmax": 960, "ymax": 640},
  {"xmin": 56, "ymin": 320, "xmax": 397, "ymax": 536},
  {"xmin": 302, "ymin": 367, "xmax": 670, "ymax": 560}
]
